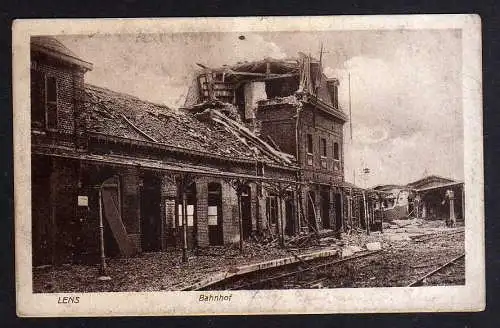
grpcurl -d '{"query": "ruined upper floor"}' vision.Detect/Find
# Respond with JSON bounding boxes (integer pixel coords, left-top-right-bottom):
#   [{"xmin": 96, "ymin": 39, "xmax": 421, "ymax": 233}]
[{"xmin": 183, "ymin": 53, "xmax": 346, "ymax": 124}]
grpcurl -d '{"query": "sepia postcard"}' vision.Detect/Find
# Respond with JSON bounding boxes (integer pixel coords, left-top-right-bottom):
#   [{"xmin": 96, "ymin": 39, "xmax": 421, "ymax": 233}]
[{"xmin": 13, "ymin": 15, "xmax": 484, "ymax": 316}]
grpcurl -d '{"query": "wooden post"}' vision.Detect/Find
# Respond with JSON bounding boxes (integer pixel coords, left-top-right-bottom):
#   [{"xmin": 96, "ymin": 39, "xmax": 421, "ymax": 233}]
[
  {"xmin": 347, "ymin": 194, "xmax": 352, "ymax": 231},
  {"xmin": 362, "ymin": 190, "xmax": 370, "ymax": 235},
  {"xmin": 182, "ymin": 188, "xmax": 188, "ymax": 262},
  {"xmin": 237, "ymin": 186, "xmax": 244, "ymax": 253},
  {"xmin": 49, "ymin": 161, "xmax": 57, "ymax": 266},
  {"xmin": 340, "ymin": 191, "xmax": 344, "ymax": 233},
  {"xmin": 294, "ymin": 189, "xmax": 300, "ymax": 235},
  {"xmin": 461, "ymin": 185, "xmax": 465, "ymax": 222},
  {"xmin": 448, "ymin": 190, "xmax": 456, "ymax": 227},
  {"xmin": 98, "ymin": 187, "xmax": 107, "ymax": 275},
  {"xmin": 278, "ymin": 192, "xmax": 285, "ymax": 247}
]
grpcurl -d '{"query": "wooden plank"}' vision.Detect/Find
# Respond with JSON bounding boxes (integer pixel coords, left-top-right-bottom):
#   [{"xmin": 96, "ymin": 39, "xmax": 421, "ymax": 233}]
[{"xmin": 101, "ymin": 188, "xmax": 136, "ymax": 257}]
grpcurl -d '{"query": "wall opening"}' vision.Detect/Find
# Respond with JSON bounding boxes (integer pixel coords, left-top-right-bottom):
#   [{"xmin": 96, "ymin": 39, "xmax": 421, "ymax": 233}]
[
  {"xmin": 334, "ymin": 193, "xmax": 343, "ymax": 231},
  {"xmin": 101, "ymin": 176, "xmax": 121, "ymax": 257},
  {"xmin": 140, "ymin": 174, "xmax": 162, "ymax": 252},
  {"xmin": 307, "ymin": 191, "xmax": 316, "ymax": 230},
  {"xmin": 32, "ymin": 155, "xmax": 52, "ymax": 266},
  {"xmin": 240, "ymin": 185, "xmax": 252, "ymax": 240},
  {"xmin": 285, "ymin": 194, "xmax": 295, "ymax": 236},
  {"xmin": 320, "ymin": 189, "xmax": 330, "ymax": 229},
  {"xmin": 176, "ymin": 183, "xmax": 197, "ymax": 248},
  {"xmin": 208, "ymin": 182, "xmax": 223, "ymax": 245}
]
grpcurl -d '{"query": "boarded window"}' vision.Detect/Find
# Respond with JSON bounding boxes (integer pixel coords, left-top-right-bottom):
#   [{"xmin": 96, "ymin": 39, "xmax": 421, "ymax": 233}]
[
  {"xmin": 306, "ymin": 134, "xmax": 313, "ymax": 154},
  {"xmin": 30, "ymin": 69, "xmax": 45, "ymax": 126},
  {"xmin": 45, "ymin": 76, "xmax": 58, "ymax": 129},
  {"xmin": 334, "ymin": 142, "xmax": 340, "ymax": 160}
]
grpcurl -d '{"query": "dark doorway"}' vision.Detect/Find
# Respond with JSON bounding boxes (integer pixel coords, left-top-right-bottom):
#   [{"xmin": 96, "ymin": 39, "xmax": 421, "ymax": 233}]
[
  {"xmin": 240, "ymin": 185, "xmax": 252, "ymax": 239},
  {"xmin": 359, "ymin": 197, "xmax": 366, "ymax": 229},
  {"xmin": 334, "ymin": 193, "xmax": 342, "ymax": 231},
  {"xmin": 32, "ymin": 155, "xmax": 52, "ymax": 266},
  {"xmin": 285, "ymin": 195, "xmax": 295, "ymax": 236},
  {"xmin": 208, "ymin": 183, "xmax": 223, "ymax": 245},
  {"xmin": 140, "ymin": 175, "xmax": 162, "ymax": 252},
  {"xmin": 101, "ymin": 176, "xmax": 121, "ymax": 257},
  {"xmin": 320, "ymin": 189, "xmax": 330, "ymax": 229}
]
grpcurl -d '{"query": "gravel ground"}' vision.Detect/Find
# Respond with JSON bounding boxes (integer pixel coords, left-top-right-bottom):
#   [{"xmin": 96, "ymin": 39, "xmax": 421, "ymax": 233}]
[
  {"xmin": 320, "ymin": 231, "xmax": 465, "ymax": 288},
  {"xmin": 32, "ymin": 241, "xmax": 337, "ymax": 293},
  {"xmin": 32, "ymin": 219, "xmax": 464, "ymax": 292}
]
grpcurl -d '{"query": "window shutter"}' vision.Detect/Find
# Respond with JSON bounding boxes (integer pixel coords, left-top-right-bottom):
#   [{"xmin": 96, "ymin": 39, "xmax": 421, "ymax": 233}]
[
  {"xmin": 46, "ymin": 76, "xmax": 58, "ymax": 129},
  {"xmin": 30, "ymin": 69, "xmax": 45, "ymax": 126}
]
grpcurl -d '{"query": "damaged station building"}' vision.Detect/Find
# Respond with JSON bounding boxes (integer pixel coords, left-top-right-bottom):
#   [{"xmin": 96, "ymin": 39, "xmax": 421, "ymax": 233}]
[
  {"xmin": 374, "ymin": 175, "xmax": 465, "ymax": 226},
  {"xmin": 30, "ymin": 36, "xmax": 370, "ymax": 267}
]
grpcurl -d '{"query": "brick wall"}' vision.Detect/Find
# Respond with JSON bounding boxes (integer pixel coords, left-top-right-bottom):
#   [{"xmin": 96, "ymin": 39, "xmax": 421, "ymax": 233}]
[
  {"xmin": 299, "ymin": 106, "xmax": 344, "ymax": 185},
  {"xmin": 31, "ymin": 54, "xmax": 87, "ymax": 139},
  {"xmin": 196, "ymin": 177, "xmax": 209, "ymax": 247},
  {"xmin": 221, "ymin": 181, "xmax": 240, "ymax": 245},
  {"xmin": 257, "ymin": 104, "xmax": 297, "ymax": 156},
  {"xmin": 120, "ymin": 168, "xmax": 142, "ymax": 252}
]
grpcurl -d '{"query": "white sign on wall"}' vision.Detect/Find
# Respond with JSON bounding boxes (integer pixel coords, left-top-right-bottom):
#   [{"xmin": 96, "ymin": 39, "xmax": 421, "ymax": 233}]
[{"xmin": 77, "ymin": 196, "xmax": 88, "ymax": 206}]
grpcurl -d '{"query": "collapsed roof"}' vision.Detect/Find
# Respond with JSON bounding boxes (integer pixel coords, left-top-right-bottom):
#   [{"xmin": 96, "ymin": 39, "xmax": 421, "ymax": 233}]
[
  {"xmin": 84, "ymin": 84, "xmax": 295, "ymax": 166},
  {"xmin": 183, "ymin": 53, "xmax": 343, "ymax": 118}
]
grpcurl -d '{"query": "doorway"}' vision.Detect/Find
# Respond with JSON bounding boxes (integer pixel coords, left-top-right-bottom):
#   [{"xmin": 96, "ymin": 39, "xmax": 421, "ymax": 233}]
[
  {"xmin": 208, "ymin": 183, "xmax": 223, "ymax": 245},
  {"xmin": 307, "ymin": 191, "xmax": 316, "ymax": 231},
  {"xmin": 140, "ymin": 175, "xmax": 162, "ymax": 252},
  {"xmin": 334, "ymin": 193, "xmax": 343, "ymax": 231},
  {"xmin": 101, "ymin": 176, "xmax": 121, "ymax": 257},
  {"xmin": 240, "ymin": 185, "xmax": 252, "ymax": 239},
  {"xmin": 320, "ymin": 189, "xmax": 330, "ymax": 229},
  {"xmin": 285, "ymin": 195, "xmax": 295, "ymax": 236}
]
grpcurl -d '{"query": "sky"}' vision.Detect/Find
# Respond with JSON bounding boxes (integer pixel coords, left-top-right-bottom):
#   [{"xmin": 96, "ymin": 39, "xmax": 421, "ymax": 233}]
[{"xmin": 58, "ymin": 29, "xmax": 463, "ymax": 187}]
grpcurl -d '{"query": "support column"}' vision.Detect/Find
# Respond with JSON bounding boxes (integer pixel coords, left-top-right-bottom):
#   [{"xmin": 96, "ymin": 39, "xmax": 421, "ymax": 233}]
[
  {"xmin": 49, "ymin": 159, "xmax": 58, "ymax": 265},
  {"xmin": 347, "ymin": 191, "xmax": 353, "ymax": 231},
  {"xmin": 447, "ymin": 189, "xmax": 456, "ymax": 227},
  {"xmin": 98, "ymin": 187, "xmax": 106, "ymax": 275},
  {"xmin": 339, "ymin": 190, "xmax": 344, "ymax": 232},
  {"xmin": 277, "ymin": 192, "xmax": 285, "ymax": 247},
  {"xmin": 294, "ymin": 189, "xmax": 301, "ymax": 235},
  {"xmin": 182, "ymin": 189, "xmax": 188, "ymax": 262},
  {"xmin": 237, "ymin": 187, "xmax": 244, "ymax": 253},
  {"xmin": 362, "ymin": 190, "xmax": 370, "ymax": 235},
  {"xmin": 461, "ymin": 185, "xmax": 465, "ymax": 222}
]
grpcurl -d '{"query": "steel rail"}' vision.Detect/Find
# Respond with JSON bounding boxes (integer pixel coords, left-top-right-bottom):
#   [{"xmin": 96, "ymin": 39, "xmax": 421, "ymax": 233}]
[
  {"xmin": 225, "ymin": 250, "xmax": 382, "ymax": 290},
  {"xmin": 407, "ymin": 253, "xmax": 465, "ymax": 287},
  {"xmin": 412, "ymin": 230, "xmax": 465, "ymax": 243}
]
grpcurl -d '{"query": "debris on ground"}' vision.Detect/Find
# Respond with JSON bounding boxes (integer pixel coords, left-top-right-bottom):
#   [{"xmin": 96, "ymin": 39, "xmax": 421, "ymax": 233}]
[
  {"xmin": 32, "ymin": 219, "xmax": 464, "ymax": 292},
  {"xmin": 365, "ymin": 242, "xmax": 382, "ymax": 251}
]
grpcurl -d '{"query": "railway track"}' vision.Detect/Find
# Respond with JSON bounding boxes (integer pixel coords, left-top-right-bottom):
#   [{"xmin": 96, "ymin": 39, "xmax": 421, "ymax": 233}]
[
  {"xmin": 200, "ymin": 228, "xmax": 465, "ymax": 290},
  {"xmin": 407, "ymin": 253, "xmax": 465, "ymax": 287},
  {"xmin": 201, "ymin": 250, "xmax": 382, "ymax": 290},
  {"xmin": 411, "ymin": 229, "xmax": 465, "ymax": 243}
]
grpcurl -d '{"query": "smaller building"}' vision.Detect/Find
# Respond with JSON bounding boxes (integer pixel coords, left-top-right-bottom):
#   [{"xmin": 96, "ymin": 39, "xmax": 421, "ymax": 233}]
[{"xmin": 374, "ymin": 175, "xmax": 465, "ymax": 225}]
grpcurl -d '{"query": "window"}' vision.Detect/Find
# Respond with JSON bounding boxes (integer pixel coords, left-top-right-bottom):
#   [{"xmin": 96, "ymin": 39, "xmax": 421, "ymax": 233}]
[
  {"xmin": 208, "ymin": 206, "xmax": 218, "ymax": 226},
  {"xmin": 327, "ymin": 80, "xmax": 339, "ymax": 109},
  {"xmin": 333, "ymin": 142, "xmax": 340, "ymax": 160},
  {"xmin": 177, "ymin": 204, "xmax": 194, "ymax": 227},
  {"xmin": 306, "ymin": 134, "xmax": 313, "ymax": 154},
  {"xmin": 320, "ymin": 138, "xmax": 327, "ymax": 157},
  {"xmin": 45, "ymin": 76, "xmax": 58, "ymax": 129},
  {"xmin": 30, "ymin": 69, "xmax": 45, "ymax": 127}
]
